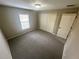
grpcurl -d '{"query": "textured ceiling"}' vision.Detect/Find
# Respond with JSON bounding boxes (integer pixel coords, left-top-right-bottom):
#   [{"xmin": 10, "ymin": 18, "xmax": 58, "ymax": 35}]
[{"xmin": 0, "ymin": 0, "xmax": 79, "ymax": 10}]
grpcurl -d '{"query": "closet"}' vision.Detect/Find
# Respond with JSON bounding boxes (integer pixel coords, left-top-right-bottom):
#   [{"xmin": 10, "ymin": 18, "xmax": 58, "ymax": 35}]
[
  {"xmin": 57, "ymin": 13, "xmax": 76, "ymax": 39},
  {"xmin": 39, "ymin": 12, "xmax": 57, "ymax": 34},
  {"xmin": 39, "ymin": 12, "xmax": 77, "ymax": 39}
]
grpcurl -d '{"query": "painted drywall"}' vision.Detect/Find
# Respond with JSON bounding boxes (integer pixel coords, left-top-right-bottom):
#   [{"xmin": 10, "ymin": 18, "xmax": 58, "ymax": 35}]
[
  {"xmin": 39, "ymin": 12, "xmax": 57, "ymax": 34},
  {"xmin": 0, "ymin": 6, "xmax": 37, "ymax": 39},
  {"xmin": 0, "ymin": 29, "xmax": 12, "ymax": 59},
  {"xmin": 62, "ymin": 11, "xmax": 79, "ymax": 59}
]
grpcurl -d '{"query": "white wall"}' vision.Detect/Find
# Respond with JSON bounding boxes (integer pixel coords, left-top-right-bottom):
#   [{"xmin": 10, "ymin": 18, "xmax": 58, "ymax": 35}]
[
  {"xmin": 0, "ymin": 29, "xmax": 12, "ymax": 59},
  {"xmin": 62, "ymin": 11, "xmax": 79, "ymax": 59},
  {"xmin": 0, "ymin": 6, "xmax": 37, "ymax": 39}
]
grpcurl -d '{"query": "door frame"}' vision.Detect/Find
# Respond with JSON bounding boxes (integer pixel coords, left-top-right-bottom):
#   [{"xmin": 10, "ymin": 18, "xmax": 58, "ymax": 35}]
[
  {"xmin": 66, "ymin": 12, "xmax": 78, "ymax": 39},
  {"xmin": 57, "ymin": 12, "xmax": 77, "ymax": 39}
]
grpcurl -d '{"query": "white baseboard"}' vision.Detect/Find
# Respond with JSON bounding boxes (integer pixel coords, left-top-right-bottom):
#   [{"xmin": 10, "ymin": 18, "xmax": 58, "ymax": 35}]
[{"xmin": 8, "ymin": 28, "xmax": 36, "ymax": 40}]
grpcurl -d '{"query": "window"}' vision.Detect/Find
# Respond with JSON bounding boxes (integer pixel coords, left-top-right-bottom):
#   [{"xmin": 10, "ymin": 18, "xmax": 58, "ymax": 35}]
[{"xmin": 19, "ymin": 14, "xmax": 30, "ymax": 30}]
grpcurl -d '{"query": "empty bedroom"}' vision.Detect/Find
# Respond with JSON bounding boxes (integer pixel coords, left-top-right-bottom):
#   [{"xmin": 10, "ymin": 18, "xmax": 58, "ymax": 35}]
[{"xmin": 0, "ymin": 0, "xmax": 79, "ymax": 59}]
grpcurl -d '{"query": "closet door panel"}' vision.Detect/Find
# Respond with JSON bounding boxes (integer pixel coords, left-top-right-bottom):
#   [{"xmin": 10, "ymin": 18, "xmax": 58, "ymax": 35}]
[{"xmin": 39, "ymin": 13, "xmax": 57, "ymax": 34}]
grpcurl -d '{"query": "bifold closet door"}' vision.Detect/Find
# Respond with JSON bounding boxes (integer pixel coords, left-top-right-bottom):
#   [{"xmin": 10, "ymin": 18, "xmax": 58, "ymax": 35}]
[
  {"xmin": 57, "ymin": 13, "xmax": 76, "ymax": 39},
  {"xmin": 39, "ymin": 13, "xmax": 48, "ymax": 31},
  {"xmin": 39, "ymin": 13, "xmax": 57, "ymax": 34}
]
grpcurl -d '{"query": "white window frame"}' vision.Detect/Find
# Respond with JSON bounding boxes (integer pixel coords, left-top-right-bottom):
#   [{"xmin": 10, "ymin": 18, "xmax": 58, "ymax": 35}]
[{"xmin": 19, "ymin": 14, "xmax": 30, "ymax": 30}]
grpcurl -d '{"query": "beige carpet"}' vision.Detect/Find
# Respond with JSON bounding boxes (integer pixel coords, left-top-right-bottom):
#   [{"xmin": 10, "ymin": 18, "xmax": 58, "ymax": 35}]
[{"xmin": 8, "ymin": 30, "xmax": 65, "ymax": 59}]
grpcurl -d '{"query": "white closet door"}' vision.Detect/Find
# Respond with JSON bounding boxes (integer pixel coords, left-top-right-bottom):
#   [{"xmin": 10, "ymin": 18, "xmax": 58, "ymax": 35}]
[
  {"xmin": 47, "ymin": 13, "xmax": 57, "ymax": 33},
  {"xmin": 39, "ymin": 13, "xmax": 57, "ymax": 34},
  {"xmin": 39, "ymin": 13, "xmax": 48, "ymax": 31},
  {"xmin": 62, "ymin": 12, "xmax": 79, "ymax": 59},
  {"xmin": 57, "ymin": 13, "xmax": 76, "ymax": 39}
]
